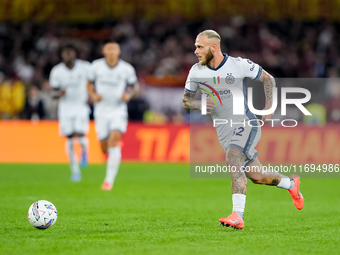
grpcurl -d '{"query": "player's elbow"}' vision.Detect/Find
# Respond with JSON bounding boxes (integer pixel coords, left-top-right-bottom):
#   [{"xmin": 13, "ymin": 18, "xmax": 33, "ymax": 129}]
[{"xmin": 267, "ymin": 73, "xmax": 275, "ymax": 84}]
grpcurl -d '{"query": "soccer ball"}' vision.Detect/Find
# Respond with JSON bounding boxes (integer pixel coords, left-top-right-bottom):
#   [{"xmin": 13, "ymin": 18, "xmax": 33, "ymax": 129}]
[{"xmin": 28, "ymin": 200, "xmax": 58, "ymax": 229}]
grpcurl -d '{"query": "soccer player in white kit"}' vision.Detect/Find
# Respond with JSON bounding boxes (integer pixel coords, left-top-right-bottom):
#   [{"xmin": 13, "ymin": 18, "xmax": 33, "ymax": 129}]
[
  {"xmin": 49, "ymin": 45, "xmax": 90, "ymax": 182},
  {"xmin": 87, "ymin": 41, "xmax": 139, "ymax": 191},
  {"xmin": 182, "ymin": 30, "xmax": 304, "ymax": 229}
]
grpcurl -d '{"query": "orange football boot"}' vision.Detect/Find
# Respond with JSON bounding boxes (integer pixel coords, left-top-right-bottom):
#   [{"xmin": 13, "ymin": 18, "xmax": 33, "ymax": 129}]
[
  {"xmin": 101, "ymin": 182, "xmax": 113, "ymax": 191},
  {"xmin": 288, "ymin": 174, "xmax": 304, "ymax": 210},
  {"xmin": 219, "ymin": 212, "xmax": 244, "ymax": 230}
]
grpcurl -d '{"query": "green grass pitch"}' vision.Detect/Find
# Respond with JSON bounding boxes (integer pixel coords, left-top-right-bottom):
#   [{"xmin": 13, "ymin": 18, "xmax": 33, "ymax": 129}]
[{"xmin": 0, "ymin": 163, "xmax": 339, "ymax": 255}]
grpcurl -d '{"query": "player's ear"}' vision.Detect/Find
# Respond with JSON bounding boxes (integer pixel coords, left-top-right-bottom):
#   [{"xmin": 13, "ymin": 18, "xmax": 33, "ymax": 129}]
[{"xmin": 211, "ymin": 43, "xmax": 217, "ymax": 53}]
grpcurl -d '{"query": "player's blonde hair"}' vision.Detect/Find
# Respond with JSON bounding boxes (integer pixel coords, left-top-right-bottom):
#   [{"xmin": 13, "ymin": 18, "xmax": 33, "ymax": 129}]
[{"xmin": 197, "ymin": 30, "xmax": 221, "ymax": 41}]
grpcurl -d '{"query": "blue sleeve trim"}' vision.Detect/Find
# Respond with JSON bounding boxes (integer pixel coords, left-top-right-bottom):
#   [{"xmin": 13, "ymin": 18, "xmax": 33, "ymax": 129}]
[
  {"xmin": 255, "ymin": 66, "xmax": 262, "ymax": 80},
  {"xmin": 184, "ymin": 88, "xmax": 196, "ymax": 94}
]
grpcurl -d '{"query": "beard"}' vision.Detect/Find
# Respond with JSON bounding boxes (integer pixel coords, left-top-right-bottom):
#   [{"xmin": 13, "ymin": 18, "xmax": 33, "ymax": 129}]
[{"xmin": 199, "ymin": 48, "xmax": 214, "ymax": 66}]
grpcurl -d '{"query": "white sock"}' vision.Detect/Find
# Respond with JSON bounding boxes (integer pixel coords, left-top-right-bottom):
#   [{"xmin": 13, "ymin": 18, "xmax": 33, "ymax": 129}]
[
  {"xmin": 232, "ymin": 194, "xmax": 246, "ymax": 219},
  {"xmin": 66, "ymin": 138, "xmax": 80, "ymax": 175},
  {"xmin": 277, "ymin": 176, "xmax": 294, "ymax": 190},
  {"xmin": 78, "ymin": 136, "xmax": 88, "ymax": 153},
  {"xmin": 104, "ymin": 146, "xmax": 121, "ymax": 185}
]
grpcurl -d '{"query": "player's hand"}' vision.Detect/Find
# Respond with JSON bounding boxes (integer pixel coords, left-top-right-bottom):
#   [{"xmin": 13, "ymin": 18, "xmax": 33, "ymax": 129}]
[
  {"xmin": 121, "ymin": 92, "xmax": 131, "ymax": 102},
  {"xmin": 261, "ymin": 105, "xmax": 274, "ymax": 121},
  {"xmin": 205, "ymin": 97, "xmax": 215, "ymax": 114},
  {"xmin": 91, "ymin": 93, "xmax": 102, "ymax": 103},
  {"xmin": 60, "ymin": 89, "xmax": 66, "ymax": 96}
]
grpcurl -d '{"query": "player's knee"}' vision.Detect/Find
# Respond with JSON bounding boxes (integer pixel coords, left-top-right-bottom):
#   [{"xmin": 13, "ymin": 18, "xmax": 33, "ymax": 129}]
[
  {"xmin": 225, "ymin": 154, "xmax": 234, "ymax": 166},
  {"xmin": 225, "ymin": 147, "xmax": 246, "ymax": 168},
  {"xmin": 108, "ymin": 139, "xmax": 119, "ymax": 147},
  {"xmin": 108, "ymin": 131, "xmax": 121, "ymax": 147},
  {"xmin": 225, "ymin": 155, "xmax": 239, "ymax": 168},
  {"xmin": 100, "ymin": 141, "xmax": 108, "ymax": 154}
]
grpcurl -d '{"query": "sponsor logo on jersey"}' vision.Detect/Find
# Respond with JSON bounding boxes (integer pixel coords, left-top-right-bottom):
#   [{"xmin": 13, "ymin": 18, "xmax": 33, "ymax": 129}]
[
  {"xmin": 193, "ymin": 81, "xmax": 223, "ymax": 106},
  {"xmin": 211, "ymin": 90, "xmax": 230, "ymax": 97}
]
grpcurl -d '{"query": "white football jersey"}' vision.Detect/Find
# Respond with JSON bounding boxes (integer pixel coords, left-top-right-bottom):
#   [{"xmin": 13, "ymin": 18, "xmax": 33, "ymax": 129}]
[
  {"xmin": 49, "ymin": 60, "xmax": 90, "ymax": 118},
  {"xmin": 87, "ymin": 58, "xmax": 137, "ymax": 118},
  {"xmin": 184, "ymin": 53, "xmax": 262, "ymax": 122}
]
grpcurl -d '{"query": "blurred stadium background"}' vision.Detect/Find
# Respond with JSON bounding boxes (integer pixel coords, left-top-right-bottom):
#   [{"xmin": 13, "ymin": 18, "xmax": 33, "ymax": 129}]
[{"xmin": 0, "ymin": 0, "xmax": 340, "ymax": 163}]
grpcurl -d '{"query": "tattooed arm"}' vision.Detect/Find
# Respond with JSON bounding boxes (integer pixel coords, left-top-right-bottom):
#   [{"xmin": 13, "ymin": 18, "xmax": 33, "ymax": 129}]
[
  {"xmin": 182, "ymin": 92, "xmax": 215, "ymax": 113},
  {"xmin": 257, "ymin": 69, "xmax": 276, "ymax": 121},
  {"xmin": 122, "ymin": 82, "xmax": 140, "ymax": 102},
  {"xmin": 182, "ymin": 92, "xmax": 201, "ymax": 110}
]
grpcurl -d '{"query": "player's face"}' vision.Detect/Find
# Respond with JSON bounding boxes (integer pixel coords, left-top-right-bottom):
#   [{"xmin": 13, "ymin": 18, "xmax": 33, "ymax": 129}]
[
  {"xmin": 194, "ymin": 35, "xmax": 214, "ymax": 66},
  {"xmin": 103, "ymin": 43, "xmax": 120, "ymax": 60},
  {"xmin": 61, "ymin": 49, "xmax": 76, "ymax": 63}
]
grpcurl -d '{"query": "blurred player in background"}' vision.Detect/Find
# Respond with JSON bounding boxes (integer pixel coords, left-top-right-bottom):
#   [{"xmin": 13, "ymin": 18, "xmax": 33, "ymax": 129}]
[
  {"xmin": 49, "ymin": 44, "xmax": 90, "ymax": 182},
  {"xmin": 87, "ymin": 41, "xmax": 139, "ymax": 191},
  {"xmin": 183, "ymin": 30, "xmax": 304, "ymax": 229}
]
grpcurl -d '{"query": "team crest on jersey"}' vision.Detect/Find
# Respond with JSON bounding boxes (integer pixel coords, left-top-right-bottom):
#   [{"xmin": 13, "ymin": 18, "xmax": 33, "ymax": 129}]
[{"xmin": 225, "ymin": 73, "xmax": 235, "ymax": 84}]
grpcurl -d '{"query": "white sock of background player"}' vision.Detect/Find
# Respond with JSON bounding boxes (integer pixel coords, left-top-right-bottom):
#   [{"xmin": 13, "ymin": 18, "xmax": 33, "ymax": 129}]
[
  {"xmin": 104, "ymin": 146, "xmax": 121, "ymax": 185},
  {"xmin": 66, "ymin": 138, "xmax": 80, "ymax": 175},
  {"xmin": 78, "ymin": 136, "xmax": 88, "ymax": 154}
]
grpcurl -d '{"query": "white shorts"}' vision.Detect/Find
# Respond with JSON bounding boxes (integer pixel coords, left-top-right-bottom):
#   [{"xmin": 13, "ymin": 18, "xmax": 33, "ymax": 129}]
[
  {"xmin": 218, "ymin": 119, "xmax": 261, "ymax": 167},
  {"xmin": 94, "ymin": 115, "xmax": 128, "ymax": 141},
  {"xmin": 59, "ymin": 115, "xmax": 89, "ymax": 137}
]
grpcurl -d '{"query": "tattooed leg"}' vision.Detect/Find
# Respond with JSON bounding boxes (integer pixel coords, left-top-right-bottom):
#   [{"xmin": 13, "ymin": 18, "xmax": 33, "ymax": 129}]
[
  {"xmin": 225, "ymin": 147, "xmax": 248, "ymax": 221},
  {"xmin": 245, "ymin": 157, "xmax": 283, "ymax": 186},
  {"xmin": 226, "ymin": 147, "xmax": 247, "ymax": 195}
]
